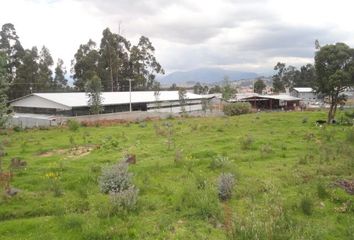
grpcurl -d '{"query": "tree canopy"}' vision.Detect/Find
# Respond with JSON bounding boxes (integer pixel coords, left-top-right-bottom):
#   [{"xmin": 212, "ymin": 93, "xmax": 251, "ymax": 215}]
[
  {"xmin": 72, "ymin": 28, "xmax": 164, "ymax": 92},
  {"xmin": 314, "ymin": 42, "xmax": 354, "ymax": 122},
  {"xmin": 254, "ymin": 79, "xmax": 266, "ymax": 94}
]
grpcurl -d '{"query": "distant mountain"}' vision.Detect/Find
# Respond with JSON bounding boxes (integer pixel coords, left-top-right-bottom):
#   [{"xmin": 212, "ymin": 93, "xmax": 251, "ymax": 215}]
[{"xmin": 159, "ymin": 68, "xmax": 258, "ymax": 86}]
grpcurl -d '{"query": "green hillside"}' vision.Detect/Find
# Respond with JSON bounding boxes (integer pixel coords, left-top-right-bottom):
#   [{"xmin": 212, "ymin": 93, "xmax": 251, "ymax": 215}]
[{"xmin": 0, "ymin": 111, "xmax": 353, "ymax": 239}]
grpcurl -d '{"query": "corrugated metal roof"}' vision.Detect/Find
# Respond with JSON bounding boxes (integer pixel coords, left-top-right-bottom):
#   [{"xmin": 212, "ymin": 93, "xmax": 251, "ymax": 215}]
[
  {"xmin": 235, "ymin": 94, "xmax": 301, "ymax": 101},
  {"xmin": 293, "ymin": 87, "xmax": 314, "ymax": 93},
  {"xmin": 264, "ymin": 95, "xmax": 301, "ymax": 101},
  {"xmin": 26, "ymin": 91, "xmax": 205, "ymax": 108}
]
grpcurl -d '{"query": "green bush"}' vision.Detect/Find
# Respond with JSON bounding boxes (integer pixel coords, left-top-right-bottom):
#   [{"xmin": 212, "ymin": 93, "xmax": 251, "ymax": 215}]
[
  {"xmin": 317, "ymin": 183, "xmax": 329, "ymax": 199},
  {"xmin": 223, "ymin": 102, "xmax": 252, "ymax": 116},
  {"xmin": 67, "ymin": 119, "xmax": 80, "ymax": 131},
  {"xmin": 176, "ymin": 183, "xmax": 222, "ymax": 220},
  {"xmin": 300, "ymin": 196, "xmax": 313, "ymax": 215}
]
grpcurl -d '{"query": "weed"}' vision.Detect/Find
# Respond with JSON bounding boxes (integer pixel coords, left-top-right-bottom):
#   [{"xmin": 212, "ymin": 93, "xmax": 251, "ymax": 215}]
[
  {"xmin": 240, "ymin": 134, "xmax": 254, "ymax": 150},
  {"xmin": 209, "ymin": 155, "xmax": 230, "ymax": 170},
  {"xmin": 260, "ymin": 144, "xmax": 273, "ymax": 158},
  {"xmin": 300, "ymin": 196, "xmax": 313, "ymax": 215},
  {"xmin": 317, "ymin": 182, "xmax": 329, "ymax": 199},
  {"xmin": 67, "ymin": 119, "xmax": 80, "ymax": 131},
  {"xmin": 59, "ymin": 215, "xmax": 83, "ymax": 230}
]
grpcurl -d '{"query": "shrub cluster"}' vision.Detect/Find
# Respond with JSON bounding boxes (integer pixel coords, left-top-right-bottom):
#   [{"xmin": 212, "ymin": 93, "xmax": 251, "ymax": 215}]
[
  {"xmin": 223, "ymin": 102, "xmax": 252, "ymax": 116},
  {"xmin": 110, "ymin": 186, "xmax": 139, "ymax": 211},
  {"xmin": 218, "ymin": 173, "xmax": 235, "ymax": 201},
  {"xmin": 99, "ymin": 162, "xmax": 139, "ymax": 212},
  {"xmin": 99, "ymin": 162, "xmax": 132, "ymax": 193}
]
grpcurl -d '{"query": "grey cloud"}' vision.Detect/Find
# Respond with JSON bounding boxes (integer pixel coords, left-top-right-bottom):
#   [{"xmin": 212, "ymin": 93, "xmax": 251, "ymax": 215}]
[{"xmin": 73, "ymin": 0, "xmax": 352, "ymax": 72}]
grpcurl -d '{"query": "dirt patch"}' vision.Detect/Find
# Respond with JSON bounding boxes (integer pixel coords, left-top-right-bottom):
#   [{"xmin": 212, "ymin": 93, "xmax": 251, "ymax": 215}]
[
  {"xmin": 38, "ymin": 149, "xmax": 66, "ymax": 157},
  {"xmin": 38, "ymin": 145, "xmax": 96, "ymax": 158},
  {"xmin": 67, "ymin": 146, "xmax": 95, "ymax": 158}
]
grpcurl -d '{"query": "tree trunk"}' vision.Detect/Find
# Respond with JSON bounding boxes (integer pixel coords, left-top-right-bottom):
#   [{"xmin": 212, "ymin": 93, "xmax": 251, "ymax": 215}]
[{"xmin": 327, "ymin": 97, "xmax": 334, "ymax": 123}]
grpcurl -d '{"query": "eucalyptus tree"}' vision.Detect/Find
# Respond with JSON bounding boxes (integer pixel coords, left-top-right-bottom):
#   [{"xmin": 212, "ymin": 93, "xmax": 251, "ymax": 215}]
[
  {"xmin": 72, "ymin": 39, "xmax": 100, "ymax": 91},
  {"xmin": 314, "ymin": 42, "xmax": 354, "ymax": 123},
  {"xmin": 130, "ymin": 36, "xmax": 164, "ymax": 90}
]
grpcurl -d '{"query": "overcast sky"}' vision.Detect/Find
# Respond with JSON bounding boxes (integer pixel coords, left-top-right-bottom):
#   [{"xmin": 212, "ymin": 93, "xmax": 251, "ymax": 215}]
[{"xmin": 1, "ymin": 0, "xmax": 354, "ymax": 75}]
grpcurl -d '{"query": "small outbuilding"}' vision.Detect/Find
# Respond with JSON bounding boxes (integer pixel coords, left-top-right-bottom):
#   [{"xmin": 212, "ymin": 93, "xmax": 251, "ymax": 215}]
[{"xmin": 9, "ymin": 91, "xmax": 208, "ymax": 116}]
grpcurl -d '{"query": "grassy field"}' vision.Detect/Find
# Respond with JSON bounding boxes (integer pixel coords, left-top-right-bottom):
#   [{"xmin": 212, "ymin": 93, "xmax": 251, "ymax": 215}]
[{"xmin": 0, "ymin": 111, "xmax": 353, "ymax": 239}]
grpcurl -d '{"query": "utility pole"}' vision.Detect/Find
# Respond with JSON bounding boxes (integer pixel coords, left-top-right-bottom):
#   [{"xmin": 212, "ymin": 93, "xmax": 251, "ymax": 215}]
[{"xmin": 128, "ymin": 79, "xmax": 133, "ymax": 112}]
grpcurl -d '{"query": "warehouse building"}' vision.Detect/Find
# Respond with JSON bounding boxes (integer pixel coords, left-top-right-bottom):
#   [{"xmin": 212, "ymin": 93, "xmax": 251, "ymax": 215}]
[{"xmin": 9, "ymin": 91, "xmax": 208, "ymax": 116}]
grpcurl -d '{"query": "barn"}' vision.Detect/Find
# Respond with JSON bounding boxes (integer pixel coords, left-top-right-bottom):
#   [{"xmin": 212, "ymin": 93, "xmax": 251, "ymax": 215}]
[
  {"xmin": 234, "ymin": 94, "xmax": 301, "ymax": 110},
  {"xmin": 9, "ymin": 91, "xmax": 208, "ymax": 116}
]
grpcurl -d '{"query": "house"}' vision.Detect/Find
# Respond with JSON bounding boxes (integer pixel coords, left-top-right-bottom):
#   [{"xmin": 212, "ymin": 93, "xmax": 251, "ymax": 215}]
[
  {"xmin": 290, "ymin": 87, "xmax": 317, "ymax": 104},
  {"xmin": 233, "ymin": 93, "xmax": 301, "ymax": 110},
  {"xmin": 9, "ymin": 91, "xmax": 208, "ymax": 116}
]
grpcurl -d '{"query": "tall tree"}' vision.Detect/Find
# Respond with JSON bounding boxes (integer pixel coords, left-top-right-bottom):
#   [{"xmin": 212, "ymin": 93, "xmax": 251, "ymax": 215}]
[
  {"xmin": 85, "ymin": 74, "xmax": 103, "ymax": 114},
  {"xmin": 193, "ymin": 82, "xmax": 208, "ymax": 94},
  {"xmin": 296, "ymin": 64, "xmax": 316, "ymax": 87},
  {"xmin": 37, "ymin": 46, "xmax": 53, "ymax": 92},
  {"xmin": 98, "ymin": 28, "xmax": 130, "ymax": 91},
  {"xmin": 0, "ymin": 23, "xmax": 24, "ymax": 82},
  {"xmin": 130, "ymin": 36, "xmax": 164, "ymax": 90},
  {"xmin": 221, "ymin": 76, "xmax": 236, "ymax": 100},
  {"xmin": 0, "ymin": 52, "xmax": 9, "ymax": 128},
  {"xmin": 72, "ymin": 39, "xmax": 100, "ymax": 91},
  {"xmin": 53, "ymin": 58, "xmax": 68, "ymax": 91},
  {"xmin": 209, "ymin": 85, "xmax": 222, "ymax": 94},
  {"xmin": 11, "ymin": 47, "xmax": 39, "ymax": 98},
  {"xmin": 314, "ymin": 42, "xmax": 354, "ymax": 123},
  {"xmin": 254, "ymin": 79, "xmax": 266, "ymax": 94},
  {"xmin": 272, "ymin": 62, "xmax": 286, "ymax": 93},
  {"xmin": 0, "ymin": 23, "xmax": 25, "ymax": 99}
]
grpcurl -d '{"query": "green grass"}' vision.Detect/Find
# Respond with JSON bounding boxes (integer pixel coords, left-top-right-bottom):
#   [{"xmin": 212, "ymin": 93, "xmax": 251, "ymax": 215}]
[{"xmin": 0, "ymin": 111, "xmax": 353, "ymax": 239}]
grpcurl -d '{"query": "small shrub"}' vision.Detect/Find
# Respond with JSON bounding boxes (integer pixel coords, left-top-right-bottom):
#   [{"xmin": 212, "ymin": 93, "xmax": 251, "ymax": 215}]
[
  {"xmin": 240, "ymin": 134, "xmax": 254, "ymax": 150},
  {"xmin": 109, "ymin": 186, "xmax": 139, "ymax": 212},
  {"xmin": 218, "ymin": 173, "xmax": 235, "ymax": 201},
  {"xmin": 67, "ymin": 119, "xmax": 80, "ymax": 131},
  {"xmin": 98, "ymin": 162, "xmax": 132, "ymax": 194},
  {"xmin": 13, "ymin": 126, "xmax": 22, "ymax": 132},
  {"xmin": 300, "ymin": 196, "xmax": 313, "ymax": 215},
  {"xmin": 176, "ymin": 183, "xmax": 222, "ymax": 220},
  {"xmin": 302, "ymin": 117, "xmax": 308, "ymax": 123},
  {"xmin": 317, "ymin": 183, "xmax": 329, "ymax": 199},
  {"xmin": 260, "ymin": 144, "xmax": 273, "ymax": 158},
  {"xmin": 223, "ymin": 102, "xmax": 252, "ymax": 116},
  {"xmin": 209, "ymin": 155, "xmax": 230, "ymax": 170}
]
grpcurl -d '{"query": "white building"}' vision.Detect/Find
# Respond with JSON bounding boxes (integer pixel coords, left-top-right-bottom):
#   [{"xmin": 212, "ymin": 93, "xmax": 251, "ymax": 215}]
[
  {"xmin": 9, "ymin": 91, "xmax": 209, "ymax": 116},
  {"xmin": 290, "ymin": 87, "xmax": 317, "ymax": 104}
]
